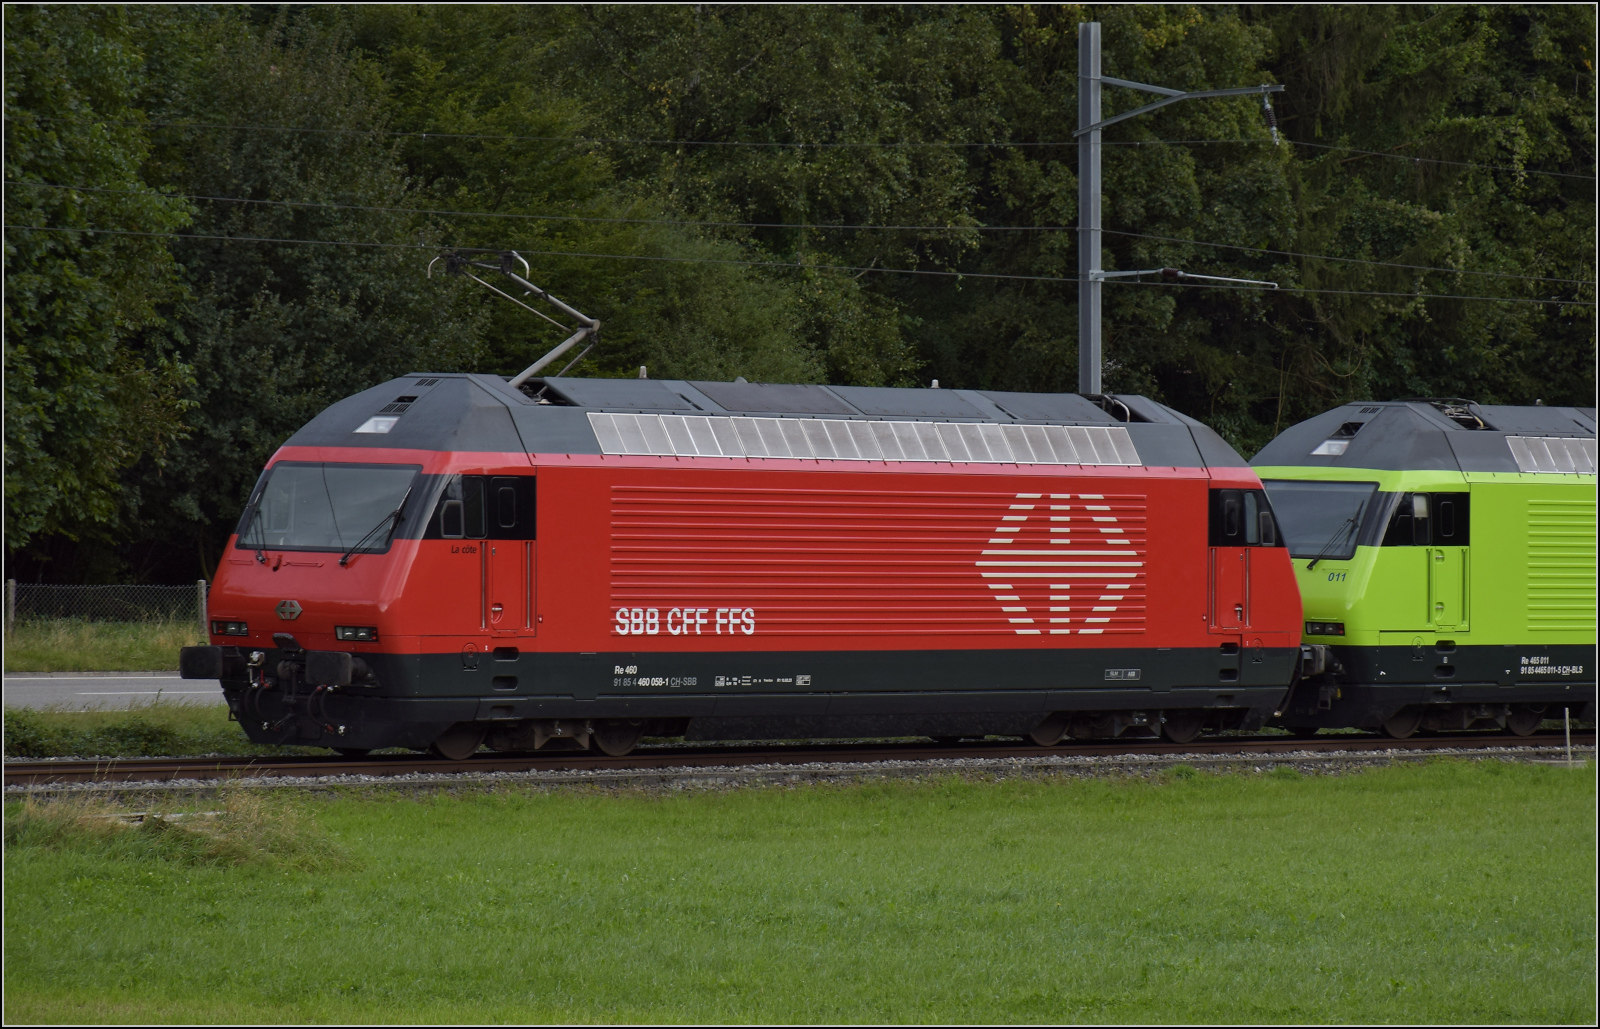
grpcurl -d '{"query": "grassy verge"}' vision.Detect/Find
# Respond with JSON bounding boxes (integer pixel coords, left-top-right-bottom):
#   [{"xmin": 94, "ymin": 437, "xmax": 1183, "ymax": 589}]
[
  {"xmin": 3, "ymin": 701, "xmax": 318, "ymax": 758},
  {"xmin": 5, "ymin": 791, "xmax": 351, "ymax": 871},
  {"xmin": 4, "ymin": 760, "xmax": 1593, "ymax": 1023},
  {"xmin": 4, "ymin": 618, "xmax": 198, "ymax": 672}
]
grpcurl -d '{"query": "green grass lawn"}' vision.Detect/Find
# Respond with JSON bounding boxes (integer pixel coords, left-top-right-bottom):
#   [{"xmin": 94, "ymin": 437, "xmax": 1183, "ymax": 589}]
[
  {"xmin": 4, "ymin": 760, "xmax": 1594, "ymax": 1024},
  {"xmin": 4, "ymin": 618, "xmax": 198, "ymax": 672},
  {"xmin": 3, "ymin": 701, "xmax": 318, "ymax": 758}
]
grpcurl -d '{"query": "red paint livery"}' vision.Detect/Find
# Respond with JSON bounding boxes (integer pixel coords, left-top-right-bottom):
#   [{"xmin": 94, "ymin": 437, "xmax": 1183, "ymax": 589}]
[{"xmin": 189, "ymin": 375, "xmax": 1303, "ymax": 756}]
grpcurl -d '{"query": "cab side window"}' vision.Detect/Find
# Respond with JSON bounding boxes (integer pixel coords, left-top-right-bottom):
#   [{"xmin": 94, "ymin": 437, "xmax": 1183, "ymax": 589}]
[
  {"xmin": 1383, "ymin": 492, "xmax": 1469, "ymax": 546},
  {"xmin": 1210, "ymin": 489, "xmax": 1280, "ymax": 547},
  {"xmin": 488, "ymin": 476, "xmax": 536, "ymax": 540},
  {"xmin": 428, "ymin": 475, "xmax": 486, "ymax": 540},
  {"xmin": 426, "ymin": 475, "xmax": 536, "ymax": 540}
]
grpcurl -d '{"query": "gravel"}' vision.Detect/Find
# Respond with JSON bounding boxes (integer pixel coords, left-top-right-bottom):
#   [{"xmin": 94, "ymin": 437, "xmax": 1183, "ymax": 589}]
[{"xmin": 8, "ymin": 744, "xmax": 1591, "ymax": 798}]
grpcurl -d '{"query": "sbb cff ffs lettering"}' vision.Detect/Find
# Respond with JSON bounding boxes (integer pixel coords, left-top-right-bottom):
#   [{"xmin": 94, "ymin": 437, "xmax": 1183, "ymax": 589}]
[{"xmin": 614, "ymin": 606, "xmax": 757, "ymax": 636}]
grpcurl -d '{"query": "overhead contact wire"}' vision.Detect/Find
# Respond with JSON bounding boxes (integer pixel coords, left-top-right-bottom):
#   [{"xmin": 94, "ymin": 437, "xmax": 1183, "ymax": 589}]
[
  {"xmin": 9, "ymin": 180, "xmax": 1592, "ymax": 287},
  {"xmin": 6, "ymin": 224, "xmax": 1592, "ymax": 307}
]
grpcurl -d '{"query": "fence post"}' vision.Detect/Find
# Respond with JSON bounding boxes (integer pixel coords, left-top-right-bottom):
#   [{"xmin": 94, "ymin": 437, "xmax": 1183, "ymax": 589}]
[
  {"xmin": 6, "ymin": 579, "xmax": 14, "ymax": 633},
  {"xmin": 197, "ymin": 579, "xmax": 208, "ymax": 640}
]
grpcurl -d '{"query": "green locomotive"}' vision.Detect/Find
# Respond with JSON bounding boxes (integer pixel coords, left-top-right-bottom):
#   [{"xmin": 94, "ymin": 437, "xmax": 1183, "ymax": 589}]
[{"xmin": 1252, "ymin": 399, "xmax": 1596, "ymax": 738}]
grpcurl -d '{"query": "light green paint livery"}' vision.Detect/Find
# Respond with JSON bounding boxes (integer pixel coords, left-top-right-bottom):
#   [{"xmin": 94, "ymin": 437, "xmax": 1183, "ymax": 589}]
[{"xmin": 1253, "ymin": 465, "xmax": 1597, "ymax": 649}]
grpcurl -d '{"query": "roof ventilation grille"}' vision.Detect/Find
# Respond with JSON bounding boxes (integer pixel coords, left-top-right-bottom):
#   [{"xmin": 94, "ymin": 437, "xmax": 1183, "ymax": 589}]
[
  {"xmin": 416, "ymin": 377, "xmax": 440, "ymax": 386},
  {"xmin": 378, "ymin": 395, "xmax": 419, "ymax": 415}
]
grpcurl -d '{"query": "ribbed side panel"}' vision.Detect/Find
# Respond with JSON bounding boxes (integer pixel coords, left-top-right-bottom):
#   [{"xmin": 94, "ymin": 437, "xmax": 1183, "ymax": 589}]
[
  {"xmin": 610, "ymin": 486, "xmax": 1147, "ymax": 638},
  {"xmin": 1527, "ymin": 498, "xmax": 1597, "ymax": 632}
]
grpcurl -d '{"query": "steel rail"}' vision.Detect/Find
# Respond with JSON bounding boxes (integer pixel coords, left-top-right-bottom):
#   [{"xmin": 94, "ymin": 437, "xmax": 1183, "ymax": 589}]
[{"xmin": 5, "ymin": 731, "xmax": 1591, "ymax": 787}]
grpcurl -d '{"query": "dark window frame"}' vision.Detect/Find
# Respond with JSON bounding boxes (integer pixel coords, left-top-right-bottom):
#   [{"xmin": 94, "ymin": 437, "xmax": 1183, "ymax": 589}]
[
  {"xmin": 1209, "ymin": 488, "xmax": 1283, "ymax": 548},
  {"xmin": 424, "ymin": 474, "xmax": 536, "ymax": 541},
  {"xmin": 1382, "ymin": 491, "xmax": 1469, "ymax": 547}
]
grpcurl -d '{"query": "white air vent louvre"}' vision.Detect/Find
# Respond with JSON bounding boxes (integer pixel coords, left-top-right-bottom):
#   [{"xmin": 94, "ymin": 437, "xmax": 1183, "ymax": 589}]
[
  {"xmin": 1506, "ymin": 436, "xmax": 1597, "ymax": 475},
  {"xmin": 588, "ymin": 413, "xmax": 1141, "ymax": 465}
]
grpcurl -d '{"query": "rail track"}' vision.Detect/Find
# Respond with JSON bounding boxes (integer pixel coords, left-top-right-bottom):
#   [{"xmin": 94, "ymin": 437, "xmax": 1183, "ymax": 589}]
[{"xmin": 5, "ymin": 730, "xmax": 1592, "ymax": 787}]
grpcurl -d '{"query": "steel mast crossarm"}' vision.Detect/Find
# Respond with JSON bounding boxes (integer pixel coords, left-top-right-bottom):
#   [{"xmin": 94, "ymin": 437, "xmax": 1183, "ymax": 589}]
[
  {"xmin": 1076, "ymin": 20, "xmax": 1285, "ymax": 396},
  {"xmin": 1073, "ymin": 82, "xmax": 1285, "ymax": 138},
  {"xmin": 1094, "ymin": 268, "xmax": 1279, "ymax": 289}
]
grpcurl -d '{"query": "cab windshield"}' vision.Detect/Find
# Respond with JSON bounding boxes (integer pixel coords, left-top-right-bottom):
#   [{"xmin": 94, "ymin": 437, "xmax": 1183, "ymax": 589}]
[
  {"xmin": 236, "ymin": 462, "xmax": 420, "ymax": 553},
  {"xmin": 1260, "ymin": 479, "xmax": 1378, "ymax": 561}
]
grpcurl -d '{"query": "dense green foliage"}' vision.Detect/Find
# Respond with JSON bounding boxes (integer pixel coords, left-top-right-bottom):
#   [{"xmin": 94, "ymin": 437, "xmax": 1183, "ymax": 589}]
[
  {"xmin": 3, "ymin": 6, "xmax": 193, "ymax": 559},
  {"xmin": 5, "ymin": 763, "xmax": 1596, "ymax": 1022},
  {"xmin": 4, "ymin": 4, "xmax": 1593, "ymax": 580}
]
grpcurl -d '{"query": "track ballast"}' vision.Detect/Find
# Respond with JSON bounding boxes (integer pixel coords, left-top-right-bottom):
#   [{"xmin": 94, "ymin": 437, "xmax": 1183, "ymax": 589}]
[{"xmin": 6, "ymin": 730, "xmax": 1592, "ymax": 787}]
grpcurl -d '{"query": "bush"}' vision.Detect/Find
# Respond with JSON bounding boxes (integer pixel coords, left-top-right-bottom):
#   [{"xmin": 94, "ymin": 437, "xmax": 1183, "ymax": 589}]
[{"xmin": 5, "ymin": 791, "xmax": 352, "ymax": 870}]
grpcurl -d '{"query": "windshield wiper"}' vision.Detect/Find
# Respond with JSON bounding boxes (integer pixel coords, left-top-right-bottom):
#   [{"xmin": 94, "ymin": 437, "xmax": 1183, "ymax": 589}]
[
  {"xmin": 339, "ymin": 486, "xmax": 413, "ymax": 567},
  {"xmin": 1307, "ymin": 498, "xmax": 1367, "ymax": 570},
  {"xmin": 241, "ymin": 498, "xmax": 269, "ymax": 564}
]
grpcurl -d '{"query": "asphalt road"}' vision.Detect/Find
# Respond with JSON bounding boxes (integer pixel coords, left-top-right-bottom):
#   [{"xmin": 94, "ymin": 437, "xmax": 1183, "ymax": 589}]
[{"xmin": 3, "ymin": 674, "xmax": 225, "ymax": 710}]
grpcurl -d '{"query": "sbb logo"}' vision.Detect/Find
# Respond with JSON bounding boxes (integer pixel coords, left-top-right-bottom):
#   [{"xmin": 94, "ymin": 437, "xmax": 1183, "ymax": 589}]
[{"xmin": 615, "ymin": 606, "xmax": 756, "ymax": 636}]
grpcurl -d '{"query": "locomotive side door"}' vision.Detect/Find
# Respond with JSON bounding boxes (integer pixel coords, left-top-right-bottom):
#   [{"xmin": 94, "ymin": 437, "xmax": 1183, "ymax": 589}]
[
  {"xmin": 1209, "ymin": 489, "xmax": 1249, "ymax": 631},
  {"xmin": 428, "ymin": 471, "xmax": 490, "ymax": 633},
  {"xmin": 486, "ymin": 474, "xmax": 537, "ymax": 638},
  {"xmin": 1384, "ymin": 491, "xmax": 1470, "ymax": 632},
  {"xmin": 1427, "ymin": 493, "xmax": 1469, "ymax": 631}
]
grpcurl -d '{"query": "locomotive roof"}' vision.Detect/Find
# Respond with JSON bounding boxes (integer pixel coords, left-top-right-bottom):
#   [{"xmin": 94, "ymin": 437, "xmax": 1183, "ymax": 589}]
[
  {"xmin": 1251, "ymin": 399, "xmax": 1598, "ymax": 474},
  {"xmin": 282, "ymin": 373, "xmax": 1253, "ymax": 469}
]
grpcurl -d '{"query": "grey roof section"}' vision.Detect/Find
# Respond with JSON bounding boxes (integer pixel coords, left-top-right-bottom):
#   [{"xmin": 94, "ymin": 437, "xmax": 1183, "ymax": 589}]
[
  {"xmin": 1113, "ymin": 395, "xmax": 1250, "ymax": 468},
  {"xmin": 281, "ymin": 373, "xmax": 1266, "ymax": 468},
  {"xmin": 690, "ymin": 380, "xmax": 858, "ymax": 415},
  {"xmin": 521, "ymin": 376, "xmax": 704, "ymax": 412},
  {"xmin": 831, "ymin": 385, "xmax": 985, "ymax": 419},
  {"xmin": 978, "ymin": 390, "xmax": 1120, "ymax": 424},
  {"xmin": 1251, "ymin": 400, "xmax": 1597, "ymax": 474},
  {"xmin": 1476, "ymin": 404, "xmax": 1597, "ymax": 436},
  {"xmin": 282, "ymin": 375, "xmax": 525, "ymax": 454}
]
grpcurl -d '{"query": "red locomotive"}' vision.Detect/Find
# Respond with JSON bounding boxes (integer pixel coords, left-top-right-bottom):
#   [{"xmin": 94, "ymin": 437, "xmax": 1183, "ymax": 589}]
[{"xmin": 182, "ymin": 373, "xmax": 1303, "ymax": 758}]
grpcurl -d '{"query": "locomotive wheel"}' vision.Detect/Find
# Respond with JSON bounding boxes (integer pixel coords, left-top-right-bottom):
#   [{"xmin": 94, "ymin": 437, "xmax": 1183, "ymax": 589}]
[
  {"xmin": 1380, "ymin": 709, "xmax": 1422, "ymax": 740},
  {"xmin": 333, "ymin": 747, "xmax": 371, "ymax": 758},
  {"xmin": 1159, "ymin": 711, "xmax": 1205, "ymax": 745},
  {"xmin": 1026, "ymin": 714, "xmax": 1067, "ymax": 747},
  {"xmin": 1505, "ymin": 706, "xmax": 1543, "ymax": 737},
  {"xmin": 592, "ymin": 720, "xmax": 644, "ymax": 757},
  {"xmin": 429, "ymin": 723, "xmax": 486, "ymax": 760}
]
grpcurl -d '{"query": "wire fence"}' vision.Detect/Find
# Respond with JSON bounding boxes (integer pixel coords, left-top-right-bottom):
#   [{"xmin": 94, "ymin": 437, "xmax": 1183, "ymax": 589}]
[{"xmin": 5, "ymin": 581, "xmax": 207, "ymax": 633}]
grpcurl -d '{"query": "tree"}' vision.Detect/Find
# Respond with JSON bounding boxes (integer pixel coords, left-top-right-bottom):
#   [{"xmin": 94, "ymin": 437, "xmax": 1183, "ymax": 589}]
[
  {"xmin": 3, "ymin": 5, "xmax": 192, "ymax": 568},
  {"xmin": 119, "ymin": 8, "xmax": 488, "ymax": 580},
  {"xmin": 350, "ymin": 4, "xmax": 824, "ymax": 385}
]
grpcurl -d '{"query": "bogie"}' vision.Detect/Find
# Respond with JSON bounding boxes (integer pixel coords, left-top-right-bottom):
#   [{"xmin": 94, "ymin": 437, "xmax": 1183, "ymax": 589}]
[
  {"xmin": 1158, "ymin": 709, "xmax": 1207, "ymax": 745},
  {"xmin": 1381, "ymin": 709, "xmax": 1422, "ymax": 740},
  {"xmin": 1505, "ymin": 705, "xmax": 1545, "ymax": 737},
  {"xmin": 429, "ymin": 723, "xmax": 486, "ymax": 761}
]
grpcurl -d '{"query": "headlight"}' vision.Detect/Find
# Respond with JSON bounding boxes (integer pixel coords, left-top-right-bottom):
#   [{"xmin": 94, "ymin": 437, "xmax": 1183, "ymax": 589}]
[
  {"xmin": 335, "ymin": 626, "xmax": 379, "ymax": 642},
  {"xmin": 1305, "ymin": 621, "xmax": 1345, "ymax": 636},
  {"xmin": 211, "ymin": 620, "xmax": 249, "ymax": 637}
]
